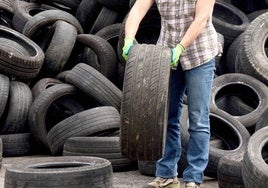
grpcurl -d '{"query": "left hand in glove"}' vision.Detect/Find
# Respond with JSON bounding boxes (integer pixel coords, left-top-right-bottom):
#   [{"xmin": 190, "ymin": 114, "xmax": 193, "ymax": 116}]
[{"xmin": 171, "ymin": 43, "xmax": 185, "ymax": 70}]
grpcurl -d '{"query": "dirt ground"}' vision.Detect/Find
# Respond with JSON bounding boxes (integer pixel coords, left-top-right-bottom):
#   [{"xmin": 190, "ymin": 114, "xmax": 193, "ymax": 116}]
[{"xmin": 0, "ymin": 155, "xmax": 218, "ymax": 188}]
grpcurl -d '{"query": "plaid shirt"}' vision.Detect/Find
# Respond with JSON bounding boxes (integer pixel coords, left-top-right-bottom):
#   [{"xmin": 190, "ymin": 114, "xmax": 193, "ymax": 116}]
[{"xmin": 155, "ymin": 0, "xmax": 222, "ymax": 70}]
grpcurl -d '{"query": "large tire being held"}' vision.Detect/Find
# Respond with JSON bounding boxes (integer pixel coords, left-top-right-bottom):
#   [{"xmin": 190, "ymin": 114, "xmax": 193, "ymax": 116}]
[
  {"xmin": 120, "ymin": 44, "xmax": 171, "ymax": 161},
  {"xmin": 4, "ymin": 156, "xmax": 113, "ymax": 188},
  {"xmin": 242, "ymin": 126, "xmax": 268, "ymax": 188},
  {"xmin": 210, "ymin": 73, "xmax": 268, "ymax": 130}
]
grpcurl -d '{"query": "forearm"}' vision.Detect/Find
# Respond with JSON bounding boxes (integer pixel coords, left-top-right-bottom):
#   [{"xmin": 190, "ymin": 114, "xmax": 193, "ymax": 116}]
[
  {"xmin": 180, "ymin": 18, "xmax": 208, "ymax": 48},
  {"xmin": 180, "ymin": 0, "xmax": 215, "ymax": 48}
]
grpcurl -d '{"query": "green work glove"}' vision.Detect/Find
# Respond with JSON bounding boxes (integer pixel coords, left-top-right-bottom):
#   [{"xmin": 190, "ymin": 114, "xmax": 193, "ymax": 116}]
[
  {"xmin": 171, "ymin": 43, "xmax": 185, "ymax": 70},
  {"xmin": 122, "ymin": 37, "xmax": 134, "ymax": 61}
]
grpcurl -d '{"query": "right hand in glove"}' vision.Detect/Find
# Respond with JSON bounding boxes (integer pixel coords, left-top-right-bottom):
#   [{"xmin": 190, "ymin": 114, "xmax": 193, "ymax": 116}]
[
  {"xmin": 122, "ymin": 37, "xmax": 134, "ymax": 61},
  {"xmin": 171, "ymin": 43, "xmax": 185, "ymax": 70}
]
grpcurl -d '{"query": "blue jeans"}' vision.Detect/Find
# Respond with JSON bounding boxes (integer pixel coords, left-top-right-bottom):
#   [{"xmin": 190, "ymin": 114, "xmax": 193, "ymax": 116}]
[{"xmin": 155, "ymin": 59, "xmax": 215, "ymax": 184}]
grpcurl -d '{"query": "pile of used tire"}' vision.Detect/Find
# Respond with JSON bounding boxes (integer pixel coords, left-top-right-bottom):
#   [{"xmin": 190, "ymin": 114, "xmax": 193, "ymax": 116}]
[{"xmin": 0, "ymin": 0, "xmax": 268, "ymax": 187}]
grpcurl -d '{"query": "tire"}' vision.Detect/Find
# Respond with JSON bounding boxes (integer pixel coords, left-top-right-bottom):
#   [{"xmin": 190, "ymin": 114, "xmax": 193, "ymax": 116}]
[
  {"xmin": 210, "ymin": 73, "xmax": 268, "ymax": 129},
  {"xmin": 97, "ymin": 0, "xmax": 129, "ymax": 11},
  {"xmin": 215, "ymin": 96, "xmax": 254, "ymax": 116},
  {"xmin": 217, "ymin": 153, "xmax": 245, "ymax": 188},
  {"xmin": 212, "ymin": 0, "xmax": 249, "ymax": 48},
  {"xmin": 138, "ymin": 160, "xmax": 156, "ymax": 177},
  {"xmin": 30, "ymin": 0, "xmax": 82, "ymax": 9},
  {"xmin": 23, "ymin": 9, "xmax": 83, "ymax": 38},
  {"xmin": 120, "ymin": 44, "xmax": 171, "ymax": 161},
  {"xmin": 0, "ymin": 81, "xmax": 33, "ymax": 134},
  {"xmin": 4, "ymin": 156, "xmax": 113, "ymax": 187},
  {"xmin": 12, "ymin": 1, "xmax": 57, "ymax": 33},
  {"xmin": 65, "ymin": 63, "xmax": 122, "ymax": 111},
  {"xmin": 38, "ymin": 20, "xmax": 77, "ymax": 77},
  {"xmin": 242, "ymin": 126, "xmax": 268, "ymax": 188},
  {"xmin": 0, "ymin": 0, "xmax": 15, "ymax": 14},
  {"xmin": 0, "ymin": 26, "xmax": 44, "ymax": 80},
  {"xmin": 0, "ymin": 4, "xmax": 13, "ymax": 28},
  {"xmin": 31, "ymin": 77, "xmax": 62, "ymax": 99},
  {"xmin": 63, "ymin": 136, "xmax": 138, "ymax": 172},
  {"xmin": 86, "ymin": 23, "xmax": 123, "ymax": 88},
  {"xmin": 0, "ymin": 74, "xmax": 9, "ymax": 119},
  {"xmin": 255, "ymin": 107, "xmax": 268, "ymax": 131},
  {"xmin": 47, "ymin": 106, "xmax": 121, "ymax": 155},
  {"xmin": 89, "ymin": 6, "xmax": 118, "ymax": 34},
  {"xmin": 225, "ymin": 32, "xmax": 245, "ymax": 73},
  {"xmin": 247, "ymin": 9, "xmax": 268, "ymax": 22},
  {"xmin": 28, "ymin": 83, "xmax": 80, "ymax": 147},
  {"xmin": 0, "ymin": 133, "xmax": 37, "ymax": 157},
  {"xmin": 0, "ymin": 138, "xmax": 2, "ymax": 168},
  {"xmin": 77, "ymin": 34, "xmax": 118, "ymax": 81},
  {"xmin": 75, "ymin": 0, "xmax": 102, "ymax": 33},
  {"xmin": 236, "ymin": 11, "xmax": 268, "ymax": 85}
]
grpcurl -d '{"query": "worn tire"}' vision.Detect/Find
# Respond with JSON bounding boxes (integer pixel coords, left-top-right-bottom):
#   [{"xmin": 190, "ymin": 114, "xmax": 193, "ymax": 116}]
[
  {"xmin": 39, "ymin": 20, "xmax": 77, "ymax": 77},
  {"xmin": 0, "ymin": 74, "xmax": 9, "ymax": 119},
  {"xmin": 12, "ymin": 1, "xmax": 57, "ymax": 33},
  {"xmin": 255, "ymin": 107, "xmax": 268, "ymax": 131},
  {"xmin": 0, "ymin": 26, "xmax": 44, "ymax": 80},
  {"xmin": 0, "ymin": 81, "xmax": 33, "ymax": 134},
  {"xmin": 4, "ymin": 156, "xmax": 113, "ymax": 187},
  {"xmin": 31, "ymin": 77, "xmax": 62, "ymax": 99},
  {"xmin": 63, "ymin": 136, "xmax": 137, "ymax": 172},
  {"xmin": 28, "ymin": 83, "xmax": 80, "ymax": 147},
  {"xmin": 65, "ymin": 63, "xmax": 122, "ymax": 111},
  {"xmin": 236, "ymin": 11, "xmax": 268, "ymax": 85},
  {"xmin": 77, "ymin": 34, "xmax": 118, "ymax": 81},
  {"xmin": 23, "ymin": 9, "xmax": 83, "ymax": 38},
  {"xmin": 212, "ymin": 0, "xmax": 249, "ymax": 48},
  {"xmin": 0, "ymin": 133, "xmax": 37, "ymax": 157},
  {"xmin": 217, "ymin": 153, "xmax": 245, "ymax": 188},
  {"xmin": 242, "ymin": 126, "xmax": 268, "ymax": 188},
  {"xmin": 120, "ymin": 44, "xmax": 171, "ymax": 161},
  {"xmin": 210, "ymin": 73, "xmax": 268, "ymax": 129},
  {"xmin": 47, "ymin": 106, "xmax": 121, "ymax": 155}
]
